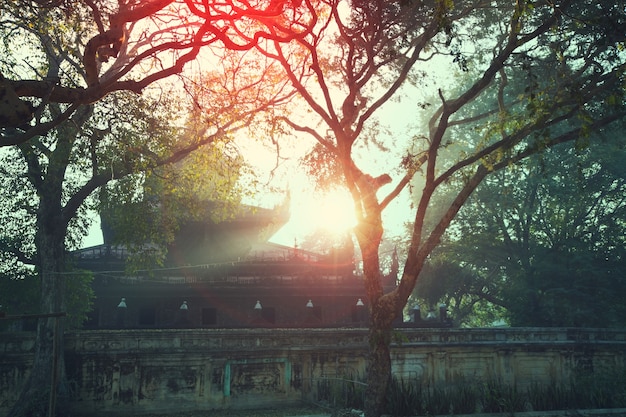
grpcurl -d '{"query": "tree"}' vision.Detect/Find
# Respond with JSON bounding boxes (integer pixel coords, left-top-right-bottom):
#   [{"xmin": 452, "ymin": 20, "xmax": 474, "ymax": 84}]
[
  {"xmin": 0, "ymin": 0, "xmax": 317, "ymax": 144},
  {"xmin": 0, "ymin": 2, "xmax": 307, "ymax": 415},
  {"xmin": 423, "ymin": 132, "xmax": 626, "ymax": 327},
  {"xmin": 0, "ymin": 89, "xmax": 251, "ymax": 416},
  {"xmin": 250, "ymin": 0, "xmax": 626, "ymax": 415},
  {"xmin": 0, "ymin": 269, "xmax": 95, "ymax": 332}
]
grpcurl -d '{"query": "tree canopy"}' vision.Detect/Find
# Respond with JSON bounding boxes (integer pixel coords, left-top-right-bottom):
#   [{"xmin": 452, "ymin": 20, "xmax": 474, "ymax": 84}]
[
  {"xmin": 0, "ymin": 0, "xmax": 316, "ymax": 142},
  {"xmin": 415, "ymin": 130, "xmax": 626, "ymax": 327},
  {"xmin": 410, "ymin": 43, "xmax": 626, "ymax": 327}
]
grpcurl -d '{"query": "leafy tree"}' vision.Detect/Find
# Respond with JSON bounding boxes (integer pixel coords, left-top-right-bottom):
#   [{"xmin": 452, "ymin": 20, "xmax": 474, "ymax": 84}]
[
  {"xmin": 1, "ymin": 3, "xmax": 625, "ymax": 417},
  {"xmin": 0, "ymin": 2, "xmax": 305, "ymax": 416},
  {"xmin": 0, "ymin": 269, "xmax": 94, "ymax": 331},
  {"xmin": 413, "ymin": 86, "xmax": 626, "ymax": 327},
  {"xmin": 250, "ymin": 1, "xmax": 626, "ymax": 415},
  {"xmin": 447, "ymin": 136, "xmax": 626, "ymax": 327},
  {"xmin": 412, "ymin": 257, "xmax": 507, "ymax": 327},
  {"xmin": 0, "ymin": 89, "xmax": 253, "ymax": 416}
]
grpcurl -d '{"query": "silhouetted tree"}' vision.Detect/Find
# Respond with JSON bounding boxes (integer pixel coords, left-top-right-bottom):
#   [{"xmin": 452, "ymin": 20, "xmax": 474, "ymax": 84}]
[{"xmin": 253, "ymin": 1, "xmax": 626, "ymax": 415}]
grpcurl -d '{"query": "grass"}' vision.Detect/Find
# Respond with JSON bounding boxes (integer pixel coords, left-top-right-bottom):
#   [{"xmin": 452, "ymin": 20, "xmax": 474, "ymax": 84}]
[{"xmin": 314, "ymin": 368, "xmax": 626, "ymax": 416}]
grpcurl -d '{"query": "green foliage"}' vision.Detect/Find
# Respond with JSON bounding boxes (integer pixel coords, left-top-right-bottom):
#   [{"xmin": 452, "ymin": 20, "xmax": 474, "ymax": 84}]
[
  {"xmin": 527, "ymin": 368, "xmax": 626, "ymax": 411},
  {"xmin": 418, "ymin": 134, "xmax": 626, "ymax": 327},
  {"xmin": 99, "ymin": 137, "xmax": 250, "ymax": 272},
  {"xmin": 64, "ymin": 269, "xmax": 95, "ymax": 330},
  {"xmin": 0, "ymin": 268, "xmax": 94, "ymax": 330},
  {"xmin": 412, "ymin": 61, "xmax": 626, "ymax": 326},
  {"xmin": 301, "ymin": 143, "xmax": 343, "ymax": 192},
  {"xmin": 480, "ymin": 379, "xmax": 525, "ymax": 413},
  {"xmin": 0, "ymin": 273, "xmax": 39, "ymax": 320},
  {"xmin": 412, "ymin": 255, "xmax": 508, "ymax": 327},
  {"xmin": 386, "ymin": 377, "xmax": 422, "ymax": 416}
]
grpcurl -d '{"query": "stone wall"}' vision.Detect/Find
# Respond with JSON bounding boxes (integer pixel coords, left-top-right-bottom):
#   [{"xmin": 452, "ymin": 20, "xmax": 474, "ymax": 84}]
[{"xmin": 2, "ymin": 328, "xmax": 626, "ymax": 416}]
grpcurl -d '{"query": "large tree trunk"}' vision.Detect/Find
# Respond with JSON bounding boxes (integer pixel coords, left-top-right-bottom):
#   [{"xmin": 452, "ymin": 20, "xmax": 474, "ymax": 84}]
[
  {"xmin": 364, "ymin": 323, "xmax": 392, "ymax": 417},
  {"xmin": 9, "ymin": 203, "xmax": 67, "ymax": 417},
  {"xmin": 363, "ymin": 286, "xmax": 400, "ymax": 417},
  {"xmin": 354, "ymin": 197, "xmax": 395, "ymax": 417}
]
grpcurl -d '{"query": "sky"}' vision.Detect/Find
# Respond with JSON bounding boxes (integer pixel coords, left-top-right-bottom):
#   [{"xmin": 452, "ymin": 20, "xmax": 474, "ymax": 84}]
[{"xmin": 79, "ymin": 70, "xmax": 448, "ymax": 251}]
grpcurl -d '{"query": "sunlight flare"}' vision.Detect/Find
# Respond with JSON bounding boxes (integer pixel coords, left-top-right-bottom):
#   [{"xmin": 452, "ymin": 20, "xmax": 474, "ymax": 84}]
[{"xmin": 272, "ymin": 186, "xmax": 357, "ymax": 245}]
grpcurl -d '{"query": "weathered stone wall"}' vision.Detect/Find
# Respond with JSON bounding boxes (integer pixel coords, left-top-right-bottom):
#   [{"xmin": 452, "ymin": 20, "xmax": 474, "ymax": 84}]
[{"xmin": 2, "ymin": 328, "xmax": 625, "ymax": 416}]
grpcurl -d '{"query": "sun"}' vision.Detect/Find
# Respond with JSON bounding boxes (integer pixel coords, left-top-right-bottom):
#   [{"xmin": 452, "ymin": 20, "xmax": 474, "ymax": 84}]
[
  {"xmin": 272, "ymin": 187, "xmax": 357, "ymax": 245},
  {"xmin": 310, "ymin": 188, "xmax": 357, "ymax": 232},
  {"xmin": 292, "ymin": 187, "xmax": 357, "ymax": 236}
]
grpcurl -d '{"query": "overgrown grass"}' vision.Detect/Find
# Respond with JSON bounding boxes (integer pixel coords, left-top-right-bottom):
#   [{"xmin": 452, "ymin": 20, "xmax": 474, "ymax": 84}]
[
  {"xmin": 479, "ymin": 379, "xmax": 526, "ymax": 413},
  {"xmin": 316, "ymin": 374, "xmax": 366, "ymax": 410},
  {"xmin": 385, "ymin": 377, "xmax": 423, "ymax": 416},
  {"xmin": 315, "ymin": 368, "xmax": 626, "ymax": 416}
]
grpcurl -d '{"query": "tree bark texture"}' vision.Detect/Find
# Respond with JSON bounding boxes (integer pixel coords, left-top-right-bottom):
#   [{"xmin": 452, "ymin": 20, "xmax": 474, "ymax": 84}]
[
  {"xmin": 364, "ymin": 322, "xmax": 392, "ymax": 417},
  {"xmin": 9, "ymin": 187, "xmax": 68, "ymax": 417},
  {"xmin": 353, "ymin": 192, "xmax": 397, "ymax": 417}
]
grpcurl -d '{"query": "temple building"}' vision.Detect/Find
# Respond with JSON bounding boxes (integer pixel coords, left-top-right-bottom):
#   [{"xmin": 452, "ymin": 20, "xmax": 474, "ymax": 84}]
[{"xmin": 74, "ymin": 201, "xmax": 398, "ymax": 329}]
